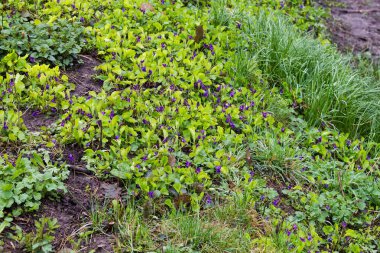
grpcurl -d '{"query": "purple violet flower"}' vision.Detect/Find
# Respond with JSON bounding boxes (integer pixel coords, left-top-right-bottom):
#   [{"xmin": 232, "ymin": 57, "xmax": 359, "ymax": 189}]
[
  {"xmin": 148, "ymin": 191, "xmax": 154, "ymax": 198},
  {"xmin": 215, "ymin": 165, "xmax": 221, "ymax": 173},
  {"xmin": 32, "ymin": 110, "xmax": 40, "ymax": 117},
  {"xmin": 205, "ymin": 195, "xmax": 212, "ymax": 204},
  {"xmin": 226, "ymin": 114, "xmax": 232, "ymax": 123},
  {"xmin": 272, "ymin": 198, "xmax": 280, "ymax": 207},
  {"xmin": 68, "ymin": 154, "xmax": 74, "ymax": 163}
]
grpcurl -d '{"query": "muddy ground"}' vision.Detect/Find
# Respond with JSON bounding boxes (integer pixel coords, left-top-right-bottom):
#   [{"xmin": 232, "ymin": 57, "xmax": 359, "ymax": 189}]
[{"xmin": 328, "ymin": 0, "xmax": 380, "ymax": 58}]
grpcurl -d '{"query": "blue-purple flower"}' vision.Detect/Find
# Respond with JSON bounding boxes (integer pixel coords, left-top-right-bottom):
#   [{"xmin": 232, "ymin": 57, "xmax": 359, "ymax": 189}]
[
  {"xmin": 68, "ymin": 154, "xmax": 74, "ymax": 163},
  {"xmin": 215, "ymin": 165, "xmax": 221, "ymax": 173},
  {"xmin": 205, "ymin": 195, "xmax": 212, "ymax": 204},
  {"xmin": 32, "ymin": 110, "xmax": 40, "ymax": 117}
]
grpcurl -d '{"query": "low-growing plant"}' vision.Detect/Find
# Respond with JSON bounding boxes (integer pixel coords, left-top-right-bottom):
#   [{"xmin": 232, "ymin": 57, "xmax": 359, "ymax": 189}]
[
  {"xmin": 23, "ymin": 217, "xmax": 59, "ymax": 253},
  {"xmin": 0, "ymin": 15, "xmax": 86, "ymax": 67},
  {"xmin": 0, "ymin": 151, "xmax": 69, "ymax": 233}
]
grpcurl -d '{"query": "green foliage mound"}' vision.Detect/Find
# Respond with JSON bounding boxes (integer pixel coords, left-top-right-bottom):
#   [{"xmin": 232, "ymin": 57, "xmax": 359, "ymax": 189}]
[{"xmin": 0, "ymin": 15, "xmax": 86, "ymax": 67}]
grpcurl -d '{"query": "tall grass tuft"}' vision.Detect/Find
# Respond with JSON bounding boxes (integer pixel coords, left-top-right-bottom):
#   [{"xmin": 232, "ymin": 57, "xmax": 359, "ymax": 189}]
[
  {"xmin": 243, "ymin": 12, "xmax": 380, "ymax": 140},
  {"xmin": 210, "ymin": 1, "xmax": 380, "ymax": 140}
]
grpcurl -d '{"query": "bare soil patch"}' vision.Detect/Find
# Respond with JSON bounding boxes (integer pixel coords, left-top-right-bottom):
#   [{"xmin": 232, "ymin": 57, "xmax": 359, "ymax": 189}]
[
  {"xmin": 22, "ymin": 110, "xmax": 59, "ymax": 132},
  {"xmin": 64, "ymin": 54, "xmax": 103, "ymax": 96},
  {"xmin": 3, "ymin": 172, "xmax": 117, "ymax": 252},
  {"xmin": 328, "ymin": 0, "xmax": 380, "ymax": 58}
]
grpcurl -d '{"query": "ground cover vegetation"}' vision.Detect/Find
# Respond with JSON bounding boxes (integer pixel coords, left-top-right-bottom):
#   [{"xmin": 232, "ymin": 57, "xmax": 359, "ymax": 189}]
[{"xmin": 0, "ymin": 0, "xmax": 379, "ymax": 252}]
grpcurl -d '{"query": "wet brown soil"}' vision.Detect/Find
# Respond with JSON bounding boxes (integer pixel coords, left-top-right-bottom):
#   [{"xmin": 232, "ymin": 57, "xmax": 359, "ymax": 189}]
[
  {"xmin": 64, "ymin": 54, "xmax": 103, "ymax": 96},
  {"xmin": 22, "ymin": 110, "xmax": 59, "ymax": 132},
  {"xmin": 2, "ymin": 172, "xmax": 118, "ymax": 252},
  {"xmin": 329, "ymin": 0, "xmax": 380, "ymax": 58}
]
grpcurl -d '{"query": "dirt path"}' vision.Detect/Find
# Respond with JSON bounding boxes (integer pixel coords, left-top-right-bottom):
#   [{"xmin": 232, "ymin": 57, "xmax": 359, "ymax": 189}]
[{"xmin": 328, "ymin": 0, "xmax": 380, "ymax": 58}]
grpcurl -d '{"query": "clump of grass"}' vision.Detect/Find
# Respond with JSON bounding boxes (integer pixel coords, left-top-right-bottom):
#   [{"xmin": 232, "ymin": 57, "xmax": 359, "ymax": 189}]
[
  {"xmin": 210, "ymin": 0, "xmax": 231, "ymax": 27},
  {"xmin": 240, "ymin": 12, "xmax": 380, "ymax": 141},
  {"xmin": 79, "ymin": 194, "xmax": 274, "ymax": 252},
  {"xmin": 211, "ymin": 0, "xmax": 380, "ymax": 141}
]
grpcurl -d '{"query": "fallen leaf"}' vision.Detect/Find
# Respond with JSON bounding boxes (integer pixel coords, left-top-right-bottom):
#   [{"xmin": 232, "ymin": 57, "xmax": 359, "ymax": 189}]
[
  {"xmin": 141, "ymin": 3, "xmax": 155, "ymax": 12},
  {"xmin": 101, "ymin": 183, "xmax": 121, "ymax": 199},
  {"xmin": 194, "ymin": 25, "xmax": 204, "ymax": 43},
  {"xmin": 169, "ymin": 154, "xmax": 176, "ymax": 167}
]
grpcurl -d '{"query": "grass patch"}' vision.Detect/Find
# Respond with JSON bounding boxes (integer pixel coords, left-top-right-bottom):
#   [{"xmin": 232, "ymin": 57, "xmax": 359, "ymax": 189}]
[{"xmin": 241, "ymin": 12, "xmax": 380, "ymax": 140}]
